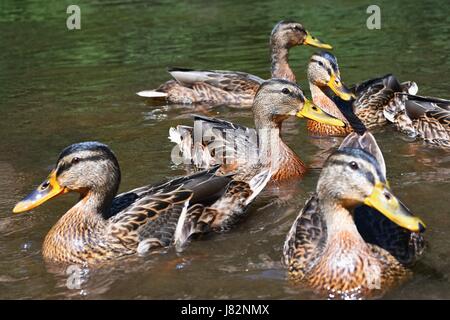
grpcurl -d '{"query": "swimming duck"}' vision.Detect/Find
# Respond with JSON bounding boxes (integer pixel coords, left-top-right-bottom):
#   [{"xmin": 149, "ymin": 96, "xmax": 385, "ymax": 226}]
[
  {"xmin": 12, "ymin": 142, "xmax": 271, "ymax": 265},
  {"xmin": 385, "ymin": 93, "xmax": 450, "ymax": 147},
  {"xmin": 283, "ymin": 132, "xmax": 426, "ymax": 299},
  {"xmin": 169, "ymin": 79, "xmax": 345, "ymax": 181},
  {"xmin": 137, "ymin": 20, "xmax": 332, "ymax": 105},
  {"xmin": 307, "ymin": 52, "xmax": 450, "ymax": 147},
  {"xmin": 306, "ymin": 51, "xmax": 415, "ymax": 135}
]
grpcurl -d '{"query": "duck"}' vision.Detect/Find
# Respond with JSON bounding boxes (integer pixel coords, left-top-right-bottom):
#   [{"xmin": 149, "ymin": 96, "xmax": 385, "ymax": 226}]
[
  {"xmin": 12, "ymin": 142, "xmax": 271, "ymax": 265},
  {"xmin": 306, "ymin": 51, "xmax": 450, "ymax": 147},
  {"xmin": 385, "ymin": 93, "xmax": 450, "ymax": 147},
  {"xmin": 136, "ymin": 20, "xmax": 332, "ymax": 105},
  {"xmin": 283, "ymin": 131, "xmax": 426, "ymax": 299},
  {"xmin": 169, "ymin": 79, "xmax": 345, "ymax": 182}
]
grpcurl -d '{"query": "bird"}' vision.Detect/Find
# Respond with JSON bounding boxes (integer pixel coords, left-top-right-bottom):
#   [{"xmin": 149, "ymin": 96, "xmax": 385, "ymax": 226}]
[
  {"xmin": 137, "ymin": 20, "xmax": 332, "ymax": 105},
  {"xmin": 12, "ymin": 142, "xmax": 271, "ymax": 265},
  {"xmin": 168, "ymin": 78, "xmax": 345, "ymax": 182},
  {"xmin": 283, "ymin": 131, "xmax": 426, "ymax": 299},
  {"xmin": 306, "ymin": 51, "xmax": 450, "ymax": 147}
]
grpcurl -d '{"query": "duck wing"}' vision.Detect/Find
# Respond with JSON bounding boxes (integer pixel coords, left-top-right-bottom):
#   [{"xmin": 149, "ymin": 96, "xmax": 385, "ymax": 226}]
[
  {"xmin": 173, "ymin": 167, "xmax": 271, "ymax": 250},
  {"xmin": 168, "ymin": 67, "xmax": 264, "ymax": 94},
  {"xmin": 351, "ymin": 74, "xmax": 405, "ymax": 128},
  {"xmin": 392, "ymin": 93, "xmax": 450, "ymax": 146},
  {"xmin": 106, "ymin": 166, "xmax": 234, "ymax": 254},
  {"xmin": 354, "ymin": 205, "xmax": 426, "ymax": 266},
  {"xmin": 169, "ymin": 114, "xmax": 259, "ymax": 169},
  {"xmin": 283, "ymin": 195, "xmax": 327, "ymax": 279}
]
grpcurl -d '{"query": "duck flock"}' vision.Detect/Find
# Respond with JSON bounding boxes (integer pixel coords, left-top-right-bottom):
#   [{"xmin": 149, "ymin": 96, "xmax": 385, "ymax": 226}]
[{"xmin": 14, "ymin": 20, "xmax": 449, "ymax": 299}]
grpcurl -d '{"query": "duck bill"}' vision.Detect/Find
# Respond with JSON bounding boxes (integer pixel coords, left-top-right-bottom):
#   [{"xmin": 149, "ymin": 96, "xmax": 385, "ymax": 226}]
[
  {"xmin": 13, "ymin": 170, "xmax": 68, "ymax": 213},
  {"xmin": 296, "ymin": 99, "xmax": 345, "ymax": 127},
  {"xmin": 363, "ymin": 182, "xmax": 426, "ymax": 233},
  {"xmin": 304, "ymin": 32, "xmax": 333, "ymax": 50},
  {"xmin": 327, "ymin": 74, "xmax": 355, "ymax": 101}
]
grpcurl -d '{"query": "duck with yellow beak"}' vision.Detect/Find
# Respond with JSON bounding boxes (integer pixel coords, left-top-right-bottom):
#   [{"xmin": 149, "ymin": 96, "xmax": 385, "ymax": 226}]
[
  {"xmin": 169, "ymin": 78, "xmax": 345, "ymax": 182},
  {"xmin": 137, "ymin": 20, "xmax": 333, "ymax": 106},
  {"xmin": 283, "ymin": 132, "xmax": 426, "ymax": 299},
  {"xmin": 13, "ymin": 142, "xmax": 276, "ymax": 264},
  {"xmin": 306, "ymin": 51, "xmax": 416, "ymax": 136}
]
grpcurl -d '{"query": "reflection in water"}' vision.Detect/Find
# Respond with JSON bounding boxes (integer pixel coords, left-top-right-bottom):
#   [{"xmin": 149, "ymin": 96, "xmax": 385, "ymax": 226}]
[{"xmin": 0, "ymin": 0, "xmax": 449, "ymax": 299}]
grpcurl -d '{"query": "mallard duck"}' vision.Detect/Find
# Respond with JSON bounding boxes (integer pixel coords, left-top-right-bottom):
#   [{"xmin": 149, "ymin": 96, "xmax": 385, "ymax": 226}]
[
  {"xmin": 12, "ymin": 142, "xmax": 271, "ymax": 265},
  {"xmin": 283, "ymin": 132, "xmax": 426, "ymax": 299},
  {"xmin": 136, "ymin": 20, "xmax": 332, "ymax": 105},
  {"xmin": 385, "ymin": 93, "xmax": 450, "ymax": 147},
  {"xmin": 169, "ymin": 79, "xmax": 345, "ymax": 181},
  {"xmin": 307, "ymin": 51, "xmax": 450, "ymax": 147}
]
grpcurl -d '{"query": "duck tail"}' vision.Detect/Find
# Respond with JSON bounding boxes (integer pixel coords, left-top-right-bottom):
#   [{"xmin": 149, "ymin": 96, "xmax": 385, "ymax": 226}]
[
  {"xmin": 245, "ymin": 169, "xmax": 272, "ymax": 205},
  {"xmin": 401, "ymin": 81, "xmax": 419, "ymax": 95},
  {"xmin": 136, "ymin": 90, "xmax": 168, "ymax": 98},
  {"xmin": 173, "ymin": 203, "xmax": 207, "ymax": 252}
]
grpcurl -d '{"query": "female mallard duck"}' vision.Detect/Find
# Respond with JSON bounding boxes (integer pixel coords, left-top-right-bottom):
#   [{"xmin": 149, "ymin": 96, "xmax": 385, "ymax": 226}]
[
  {"xmin": 307, "ymin": 51, "xmax": 450, "ymax": 147},
  {"xmin": 283, "ymin": 132, "xmax": 426, "ymax": 299},
  {"xmin": 169, "ymin": 79, "xmax": 345, "ymax": 181},
  {"xmin": 385, "ymin": 93, "xmax": 450, "ymax": 147},
  {"xmin": 12, "ymin": 142, "xmax": 271, "ymax": 265},
  {"xmin": 137, "ymin": 20, "xmax": 332, "ymax": 105}
]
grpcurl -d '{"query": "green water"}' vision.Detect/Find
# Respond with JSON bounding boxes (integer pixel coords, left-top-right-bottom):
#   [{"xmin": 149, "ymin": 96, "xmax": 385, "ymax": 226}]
[{"xmin": 0, "ymin": 0, "xmax": 449, "ymax": 299}]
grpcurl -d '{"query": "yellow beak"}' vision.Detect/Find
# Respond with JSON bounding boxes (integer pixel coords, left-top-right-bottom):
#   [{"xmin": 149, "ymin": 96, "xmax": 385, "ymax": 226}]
[
  {"xmin": 327, "ymin": 74, "xmax": 356, "ymax": 101},
  {"xmin": 296, "ymin": 99, "xmax": 345, "ymax": 127},
  {"xmin": 13, "ymin": 170, "xmax": 68, "ymax": 213},
  {"xmin": 304, "ymin": 32, "xmax": 333, "ymax": 50},
  {"xmin": 363, "ymin": 182, "xmax": 426, "ymax": 233}
]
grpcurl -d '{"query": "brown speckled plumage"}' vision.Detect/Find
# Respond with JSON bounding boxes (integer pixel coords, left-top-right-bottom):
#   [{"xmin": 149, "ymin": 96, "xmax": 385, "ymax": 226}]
[
  {"xmin": 138, "ymin": 21, "xmax": 331, "ymax": 105},
  {"xmin": 168, "ymin": 79, "xmax": 337, "ymax": 182},
  {"xmin": 14, "ymin": 143, "xmax": 271, "ymax": 265},
  {"xmin": 307, "ymin": 52, "xmax": 412, "ymax": 137},
  {"xmin": 387, "ymin": 93, "xmax": 450, "ymax": 147},
  {"xmin": 283, "ymin": 133, "xmax": 425, "ymax": 299}
]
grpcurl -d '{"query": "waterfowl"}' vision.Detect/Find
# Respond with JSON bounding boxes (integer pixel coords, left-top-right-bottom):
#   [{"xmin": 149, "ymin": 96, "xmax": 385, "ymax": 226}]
[
  {"xmin": 385, "ymin": 93, "xmax": 450, "ymax": 147},
  {"xmin": 307, "ymin": 52, "xmax": 450, "ymax": 147},
  {"xmin": 12, "ymin": 142, "xmax": 271, "ymax": 265},
  {"xmin": 283, "ymin": 132, "xmax": 426, "ymax": 299},
  {"xmin": 137, "ymin": 20, "xmax": 332, "ymax": 105},
  {"xmin": 169, "ymin": 79, "xmax": 345, "ymax": 181},
  {"xmin": 306, "ymin": 51, "xmax": 414, "ymax": 136}
]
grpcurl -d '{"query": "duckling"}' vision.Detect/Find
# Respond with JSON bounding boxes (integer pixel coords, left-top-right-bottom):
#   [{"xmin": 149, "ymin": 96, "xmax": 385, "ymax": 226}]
[
  {"xmin": 169, "ymin": 79, "xmax": 345, "ymax": 181},
  {"xmin": 283, "ymin": 132, "xmax": 426, "ymax": 299},
  {"xmin": 137, "ymin": 21, "xmax": 332, "ymax": 105},
  {"xmin": 13, "ymin": 142, "xmax": 271, "ymax": 265},
  {"xmin": 307, "ymin": 52, "xmax": 450, "ymax": 147}
]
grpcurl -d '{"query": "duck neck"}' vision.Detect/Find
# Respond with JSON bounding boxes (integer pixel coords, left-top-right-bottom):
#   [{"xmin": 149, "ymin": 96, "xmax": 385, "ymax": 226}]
[
  {"xmin": 319, "ymin": 198, "xmax": 366, "ymax": 247},
  {"xmin": 79, "ymin": 187, "xmax": 116, "ymax": 220},
  {"xmin": 309, "ymin": 84, "xmax": 348, "ymax": 122},
  {"xmin": 255, "ymin": 118, "xmax": 283, "ymax": 165},
  {"xmin": 254, "ymin": 117, "xmax": 305, "ymax": 178},
  {"xmin": 270, "ymin": 43, "xmax": 296, "ymax": 82},
  {"xmin": 43, "ymin": 189, "xmax": 115, "ymax": 263}
]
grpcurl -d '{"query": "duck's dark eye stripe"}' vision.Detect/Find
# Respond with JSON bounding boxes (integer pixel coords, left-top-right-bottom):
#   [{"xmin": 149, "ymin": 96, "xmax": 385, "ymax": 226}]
[
  {"xmin": 311, "ymin": 59, "xmax": 326, "ymax": 68},
  {"xmin": 56, "ymin": 155, "xmax": 108, "ymax": 176},
  {"xmin": 327, "ymin": 159, "xmax": 376, "ymax": 185}
]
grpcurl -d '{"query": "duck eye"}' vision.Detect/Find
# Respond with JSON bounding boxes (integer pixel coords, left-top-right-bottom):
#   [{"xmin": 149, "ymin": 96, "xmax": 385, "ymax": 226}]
[
  {"xmin": 317, "ymin": 61, "xmax": 324, "ymax": 67},
  {"xmin": 71, "ymin": 157, "xmax": 80, "ymax": 164},
  {"xmin": 282, "ymin": 88, "xmax": 291, "ymax": 95},
  {"xmin": 349, "ymin": 161, "xmax": 359, "ymax": 170}
]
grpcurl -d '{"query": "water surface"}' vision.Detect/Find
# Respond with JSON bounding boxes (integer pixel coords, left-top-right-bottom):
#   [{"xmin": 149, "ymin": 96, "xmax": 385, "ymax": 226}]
[{"xmin": 0, "ymin": 0, "xmax": 449, "ymax": 299}]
